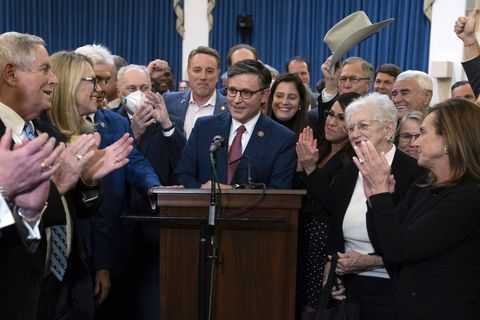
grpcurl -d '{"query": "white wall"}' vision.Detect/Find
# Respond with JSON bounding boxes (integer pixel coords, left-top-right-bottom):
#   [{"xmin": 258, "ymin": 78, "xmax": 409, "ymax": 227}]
[
  {"xmin": 429, "ymin": 0, "xmax": 469, "ymax": 103},
  {"xmin": 182, "ymin": 0, "xmax": 209, "ymax": 80}
]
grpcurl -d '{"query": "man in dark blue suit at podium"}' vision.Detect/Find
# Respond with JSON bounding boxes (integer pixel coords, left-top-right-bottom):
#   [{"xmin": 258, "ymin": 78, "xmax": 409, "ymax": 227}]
[{"xmin": 175, "ymin": 59, "xmax": 297, "ymax": 189}]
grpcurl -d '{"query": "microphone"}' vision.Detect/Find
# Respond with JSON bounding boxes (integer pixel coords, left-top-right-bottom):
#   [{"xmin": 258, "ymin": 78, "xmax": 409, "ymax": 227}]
[
  {"xmin": 209, "ymin": 135, "xmax": 225, "ymax": 153},
  {"xmin": 228, "ymin": 155, "xmax": 265, "ymax": 189}
]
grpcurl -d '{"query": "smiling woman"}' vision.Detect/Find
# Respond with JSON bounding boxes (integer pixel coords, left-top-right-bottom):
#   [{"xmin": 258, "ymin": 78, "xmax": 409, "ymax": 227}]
[
  {"xmin": 47, "ymin": 51, "xmax": 97, "ymax": 141},
  {"xmin": 265, "ymin": 73, "xmax": 308, "ymax": 135}
]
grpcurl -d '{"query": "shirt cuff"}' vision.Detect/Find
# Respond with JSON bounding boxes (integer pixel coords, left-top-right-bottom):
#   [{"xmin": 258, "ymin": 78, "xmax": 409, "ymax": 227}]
[{"xmin": 322, "ymin": 89, "xmax": 337, "ymax": 102}]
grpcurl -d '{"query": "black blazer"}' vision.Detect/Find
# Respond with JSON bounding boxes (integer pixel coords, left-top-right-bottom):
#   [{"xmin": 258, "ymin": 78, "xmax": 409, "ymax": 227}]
[
  {"xmin": 462, "ymin": 55, "xmax": 480, "ymax": 97},
  {"xmin": 368, "ymin": 178, "xmax": 480, "ymax": 319}
]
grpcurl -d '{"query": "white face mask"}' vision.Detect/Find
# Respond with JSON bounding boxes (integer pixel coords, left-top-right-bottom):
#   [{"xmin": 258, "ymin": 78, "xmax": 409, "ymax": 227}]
[{"xmin": 123, "ymin": 90, "xmax": 145, "ymax": 114}]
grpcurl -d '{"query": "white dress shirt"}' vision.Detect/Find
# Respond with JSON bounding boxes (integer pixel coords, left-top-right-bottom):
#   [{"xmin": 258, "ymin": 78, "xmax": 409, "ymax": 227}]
[
  {"xmin": 184, "ymin": 91, "xmax": 217, "ymax": 140},
  {"xmin": 227, "ymin": 112, "xmax": 261, "ymax": 154},
  {"xmin": 342, "ymin": 145, "xmax": 396, "ymax": 279}
]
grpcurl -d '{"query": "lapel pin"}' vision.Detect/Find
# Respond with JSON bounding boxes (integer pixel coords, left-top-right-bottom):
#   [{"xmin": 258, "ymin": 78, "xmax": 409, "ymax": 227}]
[
  {"xmin": 99, "ymin": 121, "xmax": 106, "ymax": 128},
  {"xmin": 257, "ymin": 131, "xmax": 264, "ymax": 137},
  {"xmin": 220, "ymin": 105, "xmax": 225, "ymax": 111}
]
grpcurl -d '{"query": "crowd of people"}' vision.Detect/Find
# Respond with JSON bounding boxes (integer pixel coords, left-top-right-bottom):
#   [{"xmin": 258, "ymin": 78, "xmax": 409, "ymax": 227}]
[{"xmin": 1, "ymin": 9, "xmax": 480, "ymax": 320}]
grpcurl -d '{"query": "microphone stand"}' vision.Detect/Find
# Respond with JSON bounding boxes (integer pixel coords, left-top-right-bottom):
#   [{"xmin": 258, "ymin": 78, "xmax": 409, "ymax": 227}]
[{"xmin": 199, "ymin": 150, "xmax": 221, "ymax": 320}]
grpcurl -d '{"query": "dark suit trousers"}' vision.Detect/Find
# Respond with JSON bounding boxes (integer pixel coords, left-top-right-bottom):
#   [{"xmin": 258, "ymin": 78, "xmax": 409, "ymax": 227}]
[
  {"xmin": 345, "ymin": 274, "xmax": 395, "ymax": 320},
  {"xmin": 37, "ymin": 274, "xmax": 94, "ymax": 320}
]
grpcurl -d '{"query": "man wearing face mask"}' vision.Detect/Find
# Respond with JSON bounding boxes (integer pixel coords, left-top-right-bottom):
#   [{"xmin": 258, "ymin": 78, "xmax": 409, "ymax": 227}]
[
  {"xmin": 112, "ymin": 64, "xmax": 186, "ymax": 319},
  {"xmin": 116, "ymin": 64, "xmax": 185, "ymax": 186}
]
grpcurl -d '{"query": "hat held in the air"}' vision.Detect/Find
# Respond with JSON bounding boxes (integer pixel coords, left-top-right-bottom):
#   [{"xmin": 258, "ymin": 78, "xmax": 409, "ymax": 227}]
[{"xmin": 324, "ymin": 11, "xmax": 394, "ymax": 75}]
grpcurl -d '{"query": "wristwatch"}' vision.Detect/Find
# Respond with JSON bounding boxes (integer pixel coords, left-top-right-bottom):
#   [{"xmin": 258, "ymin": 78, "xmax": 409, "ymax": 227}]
[{"xmin": 162, "ymin": 122, "xmax": 175, "ymax": 132}]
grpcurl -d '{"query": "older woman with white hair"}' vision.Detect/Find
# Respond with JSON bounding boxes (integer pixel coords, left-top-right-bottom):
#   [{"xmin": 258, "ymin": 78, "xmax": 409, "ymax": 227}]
[{"xmin": 320, "ymin": 93, "xmax": 422, "ymax": 319}]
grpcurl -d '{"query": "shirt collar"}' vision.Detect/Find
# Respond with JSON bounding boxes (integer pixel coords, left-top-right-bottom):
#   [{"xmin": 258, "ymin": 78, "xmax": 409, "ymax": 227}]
[
  {"xmin": 189, "ymin": 90, "xmax": 217, "ymax": 107},
  {"xmin": 0, "ymin": 101, "xmax": 29, "ymax": 142},
  {"xmin": 231, "ymin": 111, "xmax": 261, "ymax": 135},
  {"xmin": 384, "ymin": 144, "xmax": 396, "ymax": 165}
]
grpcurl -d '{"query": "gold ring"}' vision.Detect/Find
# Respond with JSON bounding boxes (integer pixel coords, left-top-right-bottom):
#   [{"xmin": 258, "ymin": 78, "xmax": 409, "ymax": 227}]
[
  {"xmin": 359, "ymin": 158, "xmax": 366, "ymax": 164},
  {"xmin": 40, "ymin": 161, "xmax": 51, "ymax": 172},
  {"xmin": 75, "ymin": 153, "xmax": 83, "ymax": 161},
  {"xmin": 114, "ymin": 156, "xmax": 120, "ymax": 163}
]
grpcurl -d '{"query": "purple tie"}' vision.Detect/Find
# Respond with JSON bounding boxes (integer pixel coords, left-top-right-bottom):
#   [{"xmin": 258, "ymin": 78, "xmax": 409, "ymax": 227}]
[{"xmin": 227, "ymin": 125, "xmax": 246, "ymax": 184}]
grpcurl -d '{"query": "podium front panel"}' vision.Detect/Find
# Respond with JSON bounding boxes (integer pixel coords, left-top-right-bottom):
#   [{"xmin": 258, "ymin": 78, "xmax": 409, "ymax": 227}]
[{"xmin": 156, "ymin": 189, "xmax": 304, "ymax": 320}]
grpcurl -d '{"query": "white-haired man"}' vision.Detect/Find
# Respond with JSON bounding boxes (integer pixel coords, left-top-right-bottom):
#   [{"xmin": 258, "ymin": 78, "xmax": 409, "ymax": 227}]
[{"xmin": 391, "ymin": 70, "xmax": 433, "ymax": 118}]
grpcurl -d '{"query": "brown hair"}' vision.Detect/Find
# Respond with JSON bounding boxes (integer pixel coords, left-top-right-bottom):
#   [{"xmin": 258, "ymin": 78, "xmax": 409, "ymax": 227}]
[
  {"xmin": 187, "ymin": 46, "xmax": 221, "ymax": 70},
  {"xmin": 428, "ymin": 98, "xmax": 480, "ymax": 186}
]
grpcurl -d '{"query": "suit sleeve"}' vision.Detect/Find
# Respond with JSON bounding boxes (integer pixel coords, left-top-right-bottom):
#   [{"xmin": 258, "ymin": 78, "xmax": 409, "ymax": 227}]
[
  {"xmin": 266, "ymin": 132, "xmax": 297, "ymax": 189},
  {"xmin": 123, "ymin": 119, "xmax": 161, "ymax": 193},
  {"xmin": 165, "ymin": 117, "xmax": 186, "ymax": 184},
  {"xmin": 174, "ymin": 124, "xmax": 202, "ymax": 188},
  {"xmin": 368, "ymin": 184, "xmax": 480, "ymax": 264},
  {"xmin": 462, "ymin": 55, "xmax": 480, "ymax": 98}
]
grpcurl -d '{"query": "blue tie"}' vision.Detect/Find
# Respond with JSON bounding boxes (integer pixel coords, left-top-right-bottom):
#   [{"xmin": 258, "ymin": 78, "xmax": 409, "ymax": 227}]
[
  {"xmin": 50, "ymin": 224, "xmax": 68, "ymax": 281},
  {"xmin": 23, "ymin": 122, "xmax": 68, "ymax": 281},
  {"xmin": 23, "ymin": 122, "xmax": 36, "ymax": 140}
]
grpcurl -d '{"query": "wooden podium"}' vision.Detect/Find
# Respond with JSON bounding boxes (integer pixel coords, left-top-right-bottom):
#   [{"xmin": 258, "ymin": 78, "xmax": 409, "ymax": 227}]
[{"xmin": 149, "ymin": 188, "xmax": 304, "ymax": 320}]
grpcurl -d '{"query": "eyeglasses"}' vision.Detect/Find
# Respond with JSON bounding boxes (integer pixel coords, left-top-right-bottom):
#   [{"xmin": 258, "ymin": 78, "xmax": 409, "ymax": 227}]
[
  {"xmin": 399, "ymin": 133, "xmax": 420, "ymax": 142},
  {"xmin": 81, "ymin": 77, "xmax": 98, "ymax": 88},
  {"xmin": 339, "ymin": 76, "xmax": 371, "ymax": 85},
  {"xmin": 226, "ymin": 87, "xmax": 267, "ymax": 100},
  {"xmin": 324, "ymin": 110, "xmax": 345, "ymax": 122},
  {"xmin": 344, "ymin": 120, "xmax": 384, "ymax": 134}
]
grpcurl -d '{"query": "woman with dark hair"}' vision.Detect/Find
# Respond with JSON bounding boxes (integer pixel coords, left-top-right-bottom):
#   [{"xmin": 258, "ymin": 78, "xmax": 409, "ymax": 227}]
[
  {"xmin": 295, "ymin": 92, "xmax": 360, "ymax": 318},
  {"xmin": 354, "ymin": 98, "xmax": 480, "ymax": 319},
  {"xmin": 266, "ymin": 73, "xmax": 309, "ymax": 134}
]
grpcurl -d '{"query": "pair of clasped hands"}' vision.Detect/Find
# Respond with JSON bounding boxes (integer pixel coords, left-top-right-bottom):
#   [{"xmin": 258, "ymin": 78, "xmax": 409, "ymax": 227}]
[{"xmin": 0, "ymin": 128, "xmax": 133, "ymax": 221}]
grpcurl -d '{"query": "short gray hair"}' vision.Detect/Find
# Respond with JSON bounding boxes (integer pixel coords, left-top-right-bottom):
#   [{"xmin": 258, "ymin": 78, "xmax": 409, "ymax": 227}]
[
  {"xmin": 0, "ymin": 32, "xmax": 45, "ymax": 70},
  {"xmin": 345, "ymin": 92, "xmax": 398, "ymax": 132},
  {"xmin": 396, "ymin": 70, "xmax": 433, "ymax": 91},
  {"xmin": 342, "ymin": 57, "xmax": 374, "ymax": 79},
  {"xmin": 117, "ymin": 64, "xmax": 151, "ymax": 88},
  {"xmin": 75, "ymin": 44, "xmax": 114, "ymax": 65}
]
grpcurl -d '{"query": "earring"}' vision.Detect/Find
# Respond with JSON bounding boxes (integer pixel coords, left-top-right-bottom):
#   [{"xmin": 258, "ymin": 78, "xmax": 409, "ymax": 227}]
[
  {"xmin": 298, "ymin": 105, "xmax": 302, "ymax": 110},
  {"xmin": 444, "ymin": 147, "xmax": 449, "ymax": 154}
]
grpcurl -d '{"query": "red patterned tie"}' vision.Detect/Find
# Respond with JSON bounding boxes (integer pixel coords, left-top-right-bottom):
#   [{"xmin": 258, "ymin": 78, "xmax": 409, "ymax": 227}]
[{"xmin": 227, "ymin": 125, "xmax": 246, "ymax": 184}]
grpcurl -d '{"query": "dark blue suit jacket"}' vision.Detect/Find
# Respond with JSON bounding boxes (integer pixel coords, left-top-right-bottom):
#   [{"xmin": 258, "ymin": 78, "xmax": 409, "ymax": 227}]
[
  {"xmin": 163, "ymin": 90, "xmax": 228, "ymax": 137},
  {"xmin": 82, "ymin": 108, "xmax": 160, "ymax": 274},
  {"xmin": 116, "ymin": 107, "xmax": 186, "ymax": 186},
  {"xmin": 174, "ymin": 112, "xmax": 297, "ymax": 189}
]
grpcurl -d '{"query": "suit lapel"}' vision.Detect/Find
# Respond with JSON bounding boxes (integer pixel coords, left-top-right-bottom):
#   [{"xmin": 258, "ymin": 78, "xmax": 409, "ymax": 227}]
[
  {"xmin": 215, "ymin": 114, "xmax": 232, "ymax": 183},
  {"xmin": 335, "ymin": 162, "xmax": 359, "ymax": 217},
  {"xmin": 178, "ymin": 92, "xmax": 190, "ymax": 121},
  {"xmin": 243, "ymin": 113, "xmax": 269, "ymax": 160},
  {"xmin": 213, "ymin": 91, "xmax": 227, "ymax": 115}
]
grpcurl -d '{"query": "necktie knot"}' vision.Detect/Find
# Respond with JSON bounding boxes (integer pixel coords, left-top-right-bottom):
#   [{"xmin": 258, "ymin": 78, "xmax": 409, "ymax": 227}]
[
  {"xmin": 236, "ymin": 125, "xmax": 246, "ymax": 135},
  {"xmin": 23, "ymin": 122, "xmax": 36, "ymax": 140}
]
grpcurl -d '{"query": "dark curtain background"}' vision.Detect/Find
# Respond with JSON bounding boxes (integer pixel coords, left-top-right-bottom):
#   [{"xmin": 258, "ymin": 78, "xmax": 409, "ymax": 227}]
[
  {"xmin": 0, "ymin": 0, "xmax": 182, "ymax": 87},
  {"xmin": 0, "ymin": 0, "xmax": 430, "ymax": 90},
  {"xmin": 211, "ymin": 0, "xmax": 430, "ymax": 88}
]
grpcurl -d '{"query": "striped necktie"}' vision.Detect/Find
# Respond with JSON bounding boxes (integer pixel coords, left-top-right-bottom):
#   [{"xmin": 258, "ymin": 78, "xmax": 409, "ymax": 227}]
[
  {"xmin": 23, "ymin": 122, "xmax": 68, "ymax": 281},
  {"xmin": 23, "ymin": 122, "xmax": 36, "ymax": 140}
]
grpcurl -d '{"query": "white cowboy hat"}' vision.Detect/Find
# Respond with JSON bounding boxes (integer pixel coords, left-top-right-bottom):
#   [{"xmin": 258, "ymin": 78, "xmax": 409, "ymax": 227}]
[{"xmin": 324, "ymin": 11, "xmax": 394, "ymax": 75}]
